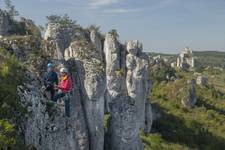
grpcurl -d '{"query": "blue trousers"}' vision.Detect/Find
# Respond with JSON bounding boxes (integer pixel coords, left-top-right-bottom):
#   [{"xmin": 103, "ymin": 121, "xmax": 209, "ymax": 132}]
[{"xmin": 53, "ymin": 92, "xmax": 70, "ymax": 117}]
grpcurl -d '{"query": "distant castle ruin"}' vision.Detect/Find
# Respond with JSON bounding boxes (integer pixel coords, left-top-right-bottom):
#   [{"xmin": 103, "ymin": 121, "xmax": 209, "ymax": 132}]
[{"xmin": 177, "ymin": 47, "xmax": 195, "ymax": 69}]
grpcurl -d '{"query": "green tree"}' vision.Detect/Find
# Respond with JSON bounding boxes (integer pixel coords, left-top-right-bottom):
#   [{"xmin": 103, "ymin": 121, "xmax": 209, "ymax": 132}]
[
  {"xmin": 109, "ymin": 29, "xmax": 119, "ymax": 38},
  {"xmin": 4, "ymin": 0, "xmax": 19, "ymax": 18},
  {"xmin": 88, "ymin": 24, "xmax": 100, "ymax": 32},
  {"xmin": 46, "ymin": 14, "xmax": 78, "ymax": 28}
]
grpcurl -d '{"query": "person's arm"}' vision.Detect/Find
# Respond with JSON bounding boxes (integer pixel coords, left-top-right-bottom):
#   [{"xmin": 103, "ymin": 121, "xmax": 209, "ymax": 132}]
[
  {"xmin": 43, "ymin": 73, "xmax": 47, "ymax": 86},
  {"xmin": 55, "ymin": 73, "xmax": 58, "ymax": 85}
]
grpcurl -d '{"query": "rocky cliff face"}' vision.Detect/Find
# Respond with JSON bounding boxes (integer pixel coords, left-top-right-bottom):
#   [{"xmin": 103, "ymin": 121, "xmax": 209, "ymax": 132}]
[
  {"xmin": 44, "ymin": 23, "xmax": 77, "ymax": 60},
  {"xmin": 65, "ymin": 37, "xmax": 106, "ymax": 150},
  {"xmin": 105, "ymin": 38, "xmax": 152, "ymax": 150},
  {"xmin": 126, "ymin": 40, "xmax": 150, "ymax": 129},
  {"xmin": 90, "ymin": 29, "xmax": 103, "ymax": 60},
  {"xmin": 104, "ymin": 34, "xmax": 126, "ymax": 112},
  {"xmin": 17, "ymin": 69, "xmax": 89, "ymax": 150},
  {"xmin": 14, "ymin": 22, "xmax": 153, "ymax": 150}
]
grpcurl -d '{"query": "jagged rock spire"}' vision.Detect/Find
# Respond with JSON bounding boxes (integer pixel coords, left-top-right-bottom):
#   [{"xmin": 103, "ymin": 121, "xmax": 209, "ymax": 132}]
[
  {"xmin": 104, "ymin": 37, "xmax": 152, "ymax": 150},
  {"xmin": 44, "ymin": 23, "xmax": 76, "ymax": 60}
]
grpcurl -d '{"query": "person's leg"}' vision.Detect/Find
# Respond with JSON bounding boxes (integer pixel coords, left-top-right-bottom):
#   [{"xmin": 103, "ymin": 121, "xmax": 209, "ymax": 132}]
[
  {"xmin": 49, "ymin": 85, "xmax": 55, "ymax": 101},
  {"xmin": 52, "ymin": 92, "xmax": 65, "ymax": 102},
  {"xmin": 64, "ymin": 95, "xmax": 70, "ymax": 117}
]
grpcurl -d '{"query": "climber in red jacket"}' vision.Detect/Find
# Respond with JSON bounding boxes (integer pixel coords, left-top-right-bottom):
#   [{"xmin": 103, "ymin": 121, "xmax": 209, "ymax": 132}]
[
  {"xmin": 57, "ymin": 68, "xmax": 72, "ymax": 93},
  {"xmin": 53, "ymin": 67, "xmax": 72, "ymax": 117}
]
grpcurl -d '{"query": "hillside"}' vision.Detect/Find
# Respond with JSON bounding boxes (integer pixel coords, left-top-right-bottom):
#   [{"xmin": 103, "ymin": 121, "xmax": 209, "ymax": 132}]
[
  {"xmin": 194, "ymin": 51, "xmax": 225, "ymax": 69},
  {"xmin": 142, "ymin": 62, "xmax": 225, "ymax": 150}
]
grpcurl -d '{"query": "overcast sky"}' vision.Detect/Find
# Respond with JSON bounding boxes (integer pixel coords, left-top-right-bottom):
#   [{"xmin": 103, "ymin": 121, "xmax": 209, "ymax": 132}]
[{"xmin": 1, "ymin": 0, "xmax": 225, "ymax": 53}]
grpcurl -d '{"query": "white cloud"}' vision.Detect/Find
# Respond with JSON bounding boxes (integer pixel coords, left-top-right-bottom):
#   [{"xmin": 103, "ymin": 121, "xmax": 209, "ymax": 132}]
[
  {"xmin": 89, "ymin": 0, "xmax": 120, "ymax": 8},
  {"xmin": 103, "ymin": 8, "xmax": 141, "ymax": 14}
]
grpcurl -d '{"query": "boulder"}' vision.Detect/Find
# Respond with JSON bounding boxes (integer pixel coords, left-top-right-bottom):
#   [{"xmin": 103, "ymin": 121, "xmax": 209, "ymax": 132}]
[
  {"xmin": 197, "ymin": 76, "xmax": 208, "ymax": 86},
  {"xmin": 182, "ymin": 79, "xmax": 197, "ymax": 108}
]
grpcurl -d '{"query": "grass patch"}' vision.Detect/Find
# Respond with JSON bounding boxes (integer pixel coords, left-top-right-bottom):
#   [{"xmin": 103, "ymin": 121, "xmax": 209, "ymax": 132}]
[{"xmin": 146, "ymin": 68, "xmax": 225, "ymax": 150}]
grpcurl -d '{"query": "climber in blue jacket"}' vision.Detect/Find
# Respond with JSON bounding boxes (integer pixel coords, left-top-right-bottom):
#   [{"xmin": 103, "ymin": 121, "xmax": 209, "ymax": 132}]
[{"xmin": 43, "ymin": 63, "xmax": 58, "ymax": 100}]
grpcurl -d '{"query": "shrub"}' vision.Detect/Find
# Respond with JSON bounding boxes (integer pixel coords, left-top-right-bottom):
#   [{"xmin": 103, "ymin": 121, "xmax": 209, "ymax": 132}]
[
  {"xmin": 0, "ymin": 48, "xmax": 26, "ymax": 148},
  {"xmin": 46, "ymin": 14, "xmax": 78, "ymax": 29}
]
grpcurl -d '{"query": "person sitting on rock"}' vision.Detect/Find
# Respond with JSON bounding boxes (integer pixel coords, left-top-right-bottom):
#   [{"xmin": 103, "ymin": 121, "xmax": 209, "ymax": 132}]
[
  {"xmin": 43, "ymin": 63, "xmax": 58, "ymax": 100},
  {"xmin": 53, "ymin": 67, "xmax": 72, "ymax": 117}
]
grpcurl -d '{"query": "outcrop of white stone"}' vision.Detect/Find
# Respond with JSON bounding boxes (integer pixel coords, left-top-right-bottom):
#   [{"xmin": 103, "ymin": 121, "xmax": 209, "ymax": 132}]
[
  {"xmin": 18, "ymin": 70, "xmax": 89, "ymax": 150},
  {"xmin": 17, "ymin": 28, "xmax": 153, "ymax": 150},
  {"xmin": 104, "ymin": 33, "xmax": 127, "ymax": 103},
  {"xmin": 197, "ymin": 76, "xmax": 208, "ymax": 86},
  {"xmin": 126, "ymin": 40, "xmax": 151, "ymax": 129},
  {"xmin": 177, "ymin": 47, "xmax": 195, "ymax": 69},
  {"xmin": 104, "ymin": 38, "xmax": 152, "ymax": 150},
  {"xmin": 65, "ymin": 39, "xmax": 106, "ymax": 150},
  {"xmin": 90, "ymin": 29, "xmax": 103, "ymax": 60},
  {"xmin": 44, "ymin": 23, "xmax": 76, "ymax": 60}
]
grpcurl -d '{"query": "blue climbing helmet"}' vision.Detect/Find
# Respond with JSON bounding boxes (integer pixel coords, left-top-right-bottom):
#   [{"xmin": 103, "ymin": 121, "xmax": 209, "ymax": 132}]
[{"xmin": 47, "ymin": 63, "xmax": 54, "ymax": 68}]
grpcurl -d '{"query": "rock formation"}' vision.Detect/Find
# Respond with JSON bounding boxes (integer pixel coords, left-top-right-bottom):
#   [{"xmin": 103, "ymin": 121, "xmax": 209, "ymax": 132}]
[
  {"xmin": 153, "ymin": 55, "xmax": 164, "ymax": 64},
  {"xmin": 17, "ymin": 70, "xmax": 89, "ymax": 150},
  {"xmin": 177, "ymin": 47, "xmax": 195, "ymax": 69},
  {"xmin": 0, "ymin": 9, "xmax": 11, "ymax": 36},
  {"xmin": 197, "ymin": 76, "xmax": 208, "ymax": 86},
  {"xmin": 144, "ymin": 100, "xmax": 153, "ymax": 134},
  {"xmin": 105, "ymin": 38, "xmax": 152, "ymax": 150},
  {"xmin": 104, "ymin": 33, "xmax": 126, "ymax": 112},
  {"xmin": 171, "ymin": 62, "xmax": 176, "ymax": 68},
  {"xmin": 90, "ymin": 29, "xmax": 103, "ymax": 60},
  {"xmin": 182, "ymin": 79, "xmax": 197, "ymax": 108},
  {"xmin": 126, "ymin": 40, "xmax": 151, "ymax": 128},
  {"xmin": 3, "ymin": 18, "xmax": 153, "ymax": 150},
  {"xmin": 44, "ymin": 23, "xmax": 76, "ymax": 60},
  {"xmin": 65, "ymin": 38, "xmax": 106, "ymax": 150}
]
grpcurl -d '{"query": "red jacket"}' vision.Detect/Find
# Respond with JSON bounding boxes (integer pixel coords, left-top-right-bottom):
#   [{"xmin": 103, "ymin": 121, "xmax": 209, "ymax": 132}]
[{"xmin": 58, "ymin": 75, "xmax": 72, "ymax": 93}]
